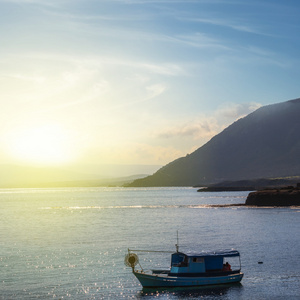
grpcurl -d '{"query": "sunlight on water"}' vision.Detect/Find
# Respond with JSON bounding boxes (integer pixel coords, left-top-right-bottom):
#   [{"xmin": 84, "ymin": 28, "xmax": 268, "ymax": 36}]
[
  {"xmin": 40, "ymin": 205, "xmax": 246, "ymax": 210},
  {"xmin": 0, "ymin": 187, "xmax": 299, "ymax": 299}
]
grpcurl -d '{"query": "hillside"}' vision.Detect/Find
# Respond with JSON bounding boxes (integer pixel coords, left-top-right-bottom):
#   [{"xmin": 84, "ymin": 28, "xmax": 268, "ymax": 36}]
[
  {"xmin": 197, "ymin": 177, "xmax": 300, "ymax": 192},
  {"xmin": 127, "ymin": 98, "xmax": 300, "ymax": 187}
]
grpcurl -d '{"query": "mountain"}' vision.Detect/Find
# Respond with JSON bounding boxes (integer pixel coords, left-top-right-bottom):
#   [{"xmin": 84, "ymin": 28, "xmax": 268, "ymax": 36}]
[{"xmin": 127, "ymin": 98, "xmax": 300, "ymax": 187}]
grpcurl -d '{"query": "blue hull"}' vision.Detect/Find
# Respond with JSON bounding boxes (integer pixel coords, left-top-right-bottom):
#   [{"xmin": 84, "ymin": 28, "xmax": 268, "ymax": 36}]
[{"xmin": 133, "ymin": 271, "xmax": 244, "ymax": 288}]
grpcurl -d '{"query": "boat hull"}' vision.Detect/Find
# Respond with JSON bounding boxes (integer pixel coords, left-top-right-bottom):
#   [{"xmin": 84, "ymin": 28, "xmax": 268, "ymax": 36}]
[{"xmin": 133, "ymin": 271, "xmax": 244, "ymax": 288}]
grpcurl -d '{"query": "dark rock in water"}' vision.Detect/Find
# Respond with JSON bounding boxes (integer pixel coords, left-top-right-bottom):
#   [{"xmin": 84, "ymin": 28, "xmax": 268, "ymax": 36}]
[
  {"xmin": 198, "ymin": 186, "xmax": 255, "ymax": 192},
  {"xmin": 245, "ymin": 185, "xmax": 300, "ymax": 206}
]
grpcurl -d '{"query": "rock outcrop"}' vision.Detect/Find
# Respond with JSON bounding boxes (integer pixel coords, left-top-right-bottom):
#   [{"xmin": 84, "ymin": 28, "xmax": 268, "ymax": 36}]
[
  {"xmin": 245, "ymin": 184, "xmax": 300, "ymax": 206},
  {"xmin": 197, "ymin": 177, "xmax": 300, "ymax": 192}
]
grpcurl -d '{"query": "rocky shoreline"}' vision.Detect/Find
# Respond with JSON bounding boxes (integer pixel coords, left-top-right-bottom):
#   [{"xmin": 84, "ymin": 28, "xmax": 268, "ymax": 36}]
[{"xmin": 245, "ymin": 184, "xmax": 300, "ymax": 206}]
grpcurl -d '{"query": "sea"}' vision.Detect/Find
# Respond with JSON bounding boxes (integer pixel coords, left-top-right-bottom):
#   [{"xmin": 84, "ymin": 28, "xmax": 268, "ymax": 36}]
[{"xmin": 0, "ymin": 187, "xmax": 299, "ymax": 299}]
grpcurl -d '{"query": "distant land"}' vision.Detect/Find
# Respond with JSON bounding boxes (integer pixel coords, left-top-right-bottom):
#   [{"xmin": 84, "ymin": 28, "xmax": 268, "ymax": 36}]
[
  {"xmin": 0, "ymin": 164, "xmax": 160, "ymax": 188},
  {"xmin": 127, "ymin": 98, "xmax": 300, "ymax": 187},
  {"xmin": 197, "ymin": 177, "xmax": 300, "ymax": 192}
]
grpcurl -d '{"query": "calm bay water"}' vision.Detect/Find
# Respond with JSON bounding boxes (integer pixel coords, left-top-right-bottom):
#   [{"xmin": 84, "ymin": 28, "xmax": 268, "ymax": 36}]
[{"xmin": 0, "ymin": 187, "xmax": 299, "ymax": 299}]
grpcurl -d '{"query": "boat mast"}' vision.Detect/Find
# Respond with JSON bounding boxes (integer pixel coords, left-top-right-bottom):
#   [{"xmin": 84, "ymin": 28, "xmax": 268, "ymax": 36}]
[{"xmin": 175, "ymin": 230, "xmax": 179, "ymax": 252}]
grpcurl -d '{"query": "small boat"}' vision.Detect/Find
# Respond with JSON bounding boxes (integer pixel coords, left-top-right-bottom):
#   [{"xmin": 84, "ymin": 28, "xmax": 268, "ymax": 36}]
[{"xmin": 125, "ymin": 241, "xmax": 244, "ymax": 288}]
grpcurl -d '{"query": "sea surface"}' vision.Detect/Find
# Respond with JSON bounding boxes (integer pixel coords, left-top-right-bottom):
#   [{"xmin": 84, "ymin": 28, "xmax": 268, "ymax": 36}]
[{"xmin": 0, "ymin": 187, "xmax": 299, "ymax": 299}]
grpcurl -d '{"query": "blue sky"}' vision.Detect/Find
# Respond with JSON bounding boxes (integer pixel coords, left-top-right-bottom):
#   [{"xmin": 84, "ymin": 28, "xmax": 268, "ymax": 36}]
[{"xmin": 0, "ymin": 0, "xmax": 299, "ymax": 169}]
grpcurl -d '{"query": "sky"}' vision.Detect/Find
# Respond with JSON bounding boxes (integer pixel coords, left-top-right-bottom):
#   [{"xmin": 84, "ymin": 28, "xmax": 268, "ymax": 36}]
[{"xmin": 1, "ymin": 0, "xmax": 300, "ymax": 172}]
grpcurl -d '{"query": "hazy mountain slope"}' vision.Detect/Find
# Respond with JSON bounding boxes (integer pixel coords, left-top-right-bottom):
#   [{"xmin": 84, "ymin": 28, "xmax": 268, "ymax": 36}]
[{"xmin": 127, "ymin": 98, "xmax": 300, "ymax": 187}]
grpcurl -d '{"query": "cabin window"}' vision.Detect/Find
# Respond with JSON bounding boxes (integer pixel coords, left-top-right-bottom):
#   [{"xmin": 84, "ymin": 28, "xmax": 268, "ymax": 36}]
[
  {"xmin": 171, "ymin": 254, "xmax": 188, "ymax": 267},
  {"xmin": 192, "ymin": 258, "xmax": 204, "ymax": 263}
]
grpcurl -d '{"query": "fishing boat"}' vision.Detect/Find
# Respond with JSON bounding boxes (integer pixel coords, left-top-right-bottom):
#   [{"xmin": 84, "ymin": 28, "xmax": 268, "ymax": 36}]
[{"xmin": 125, "ymin": 239, "xmax": 244, "ymax": 288}]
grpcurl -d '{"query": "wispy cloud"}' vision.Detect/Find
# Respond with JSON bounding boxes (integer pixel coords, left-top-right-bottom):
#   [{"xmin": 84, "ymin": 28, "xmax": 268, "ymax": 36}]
[
  {"xmin": 172, "ymin": 32, "xmax": 232, "ymax": 51},
  {"xmin": 0, "ymin": 0, "xmax": 62, "ymax": 7},
  {"xmin": 105, "ymin": 83, "xmax": 167, "ymax": 111},
  {"xmin": 22, "ymin": 2, "xmax": 234, "ymax": 55},
  {"xmin": 108, "ymin": 0, "xmax": 226, "ymax": 3},
  {"xmin": 155, "ymin": 102, "xmax": 261, "ymax": 141},
  {"xmin": 186, "ymin": 17, "xmax": 261, "ymax": 35},
  {"xmin": 156, "ymin": 118, "xmax": 219, "ymax": 140},
  {"xmin": 24, "ymin": 53, "xmax": 185, "ymax": 77},
  {"xmin": 3, "ymin": 73, "xmax": 46, "ymax": 84},
  {"xmin": 216, "ymin": 102, "xmax": 262, "ymax": 120},
  {"xmin": 0, "ymin": 52, "xmax": 174, "ymax": 116}
]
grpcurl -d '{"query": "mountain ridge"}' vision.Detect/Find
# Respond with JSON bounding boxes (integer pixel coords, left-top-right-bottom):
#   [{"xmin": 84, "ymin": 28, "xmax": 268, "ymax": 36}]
[{"xmin": 127, "ymin": 98, "xmax": 300, "ymax": 187}]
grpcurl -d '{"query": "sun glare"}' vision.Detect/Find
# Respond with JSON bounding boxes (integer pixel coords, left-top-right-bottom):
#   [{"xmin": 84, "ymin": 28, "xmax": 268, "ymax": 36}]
[{"xmin": 7, "ymin": 124, "xmax": 75, "ymax": 166}]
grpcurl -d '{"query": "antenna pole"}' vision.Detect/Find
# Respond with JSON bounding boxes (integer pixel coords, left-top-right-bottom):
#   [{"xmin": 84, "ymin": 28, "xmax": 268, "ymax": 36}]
[{"xmin": 175, "ymin": 230, "xmax": 179, "ymax": 252}]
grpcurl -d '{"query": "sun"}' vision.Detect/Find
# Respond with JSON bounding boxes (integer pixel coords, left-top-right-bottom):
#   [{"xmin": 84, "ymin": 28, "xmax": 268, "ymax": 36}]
[{"xmin": 7, "ymin": 123, "xmax": 75, "ymax": 166}]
